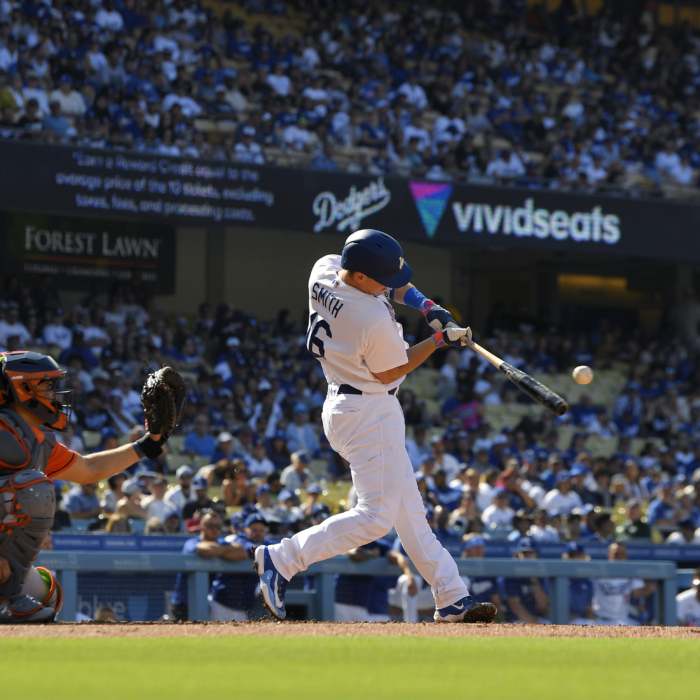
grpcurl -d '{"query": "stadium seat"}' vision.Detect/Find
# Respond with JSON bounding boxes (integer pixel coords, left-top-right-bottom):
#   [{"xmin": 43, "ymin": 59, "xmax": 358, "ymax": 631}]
[
  {"xmin": 308, "ymin": 459, "xmax": 329, "ymax": 477},
  {"xmin": 82, "ymin": 431, "xmax": 102, "ymax": 449},
  {"xmin": 168, "ymin": 436, "xmax": 186, "ymax": 455}
]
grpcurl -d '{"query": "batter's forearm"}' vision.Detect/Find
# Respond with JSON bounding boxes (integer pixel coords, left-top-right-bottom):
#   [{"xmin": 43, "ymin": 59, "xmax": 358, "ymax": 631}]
[
  {"xmin": 391, "ymin": 283, "xmax": 414, "ymax": 305},
  {"xmin": 373, "ymin": 337, "xmax": 437, "ymax": 384}
]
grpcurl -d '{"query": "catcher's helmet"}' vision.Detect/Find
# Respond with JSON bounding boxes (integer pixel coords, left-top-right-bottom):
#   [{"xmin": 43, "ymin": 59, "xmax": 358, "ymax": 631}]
[
  {"xmin": 340, "ymin": 229, "xmax": 413, "ymax": 288},
  {"xmin": 0, "ymin": 351, "xmax": 73, "ymax": 430}
]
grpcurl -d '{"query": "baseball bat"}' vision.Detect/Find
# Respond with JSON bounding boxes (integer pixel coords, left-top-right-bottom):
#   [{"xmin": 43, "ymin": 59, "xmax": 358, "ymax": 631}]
[{"xmin": 464, "ymin": 338, "xmax": 569, "ymax": 417}]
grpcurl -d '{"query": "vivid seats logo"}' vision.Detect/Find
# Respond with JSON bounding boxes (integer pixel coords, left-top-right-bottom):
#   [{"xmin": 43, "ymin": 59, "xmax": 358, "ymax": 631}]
[{"xmin": 409, "ymin": 182, "xmax": 453, "ymax": 239}]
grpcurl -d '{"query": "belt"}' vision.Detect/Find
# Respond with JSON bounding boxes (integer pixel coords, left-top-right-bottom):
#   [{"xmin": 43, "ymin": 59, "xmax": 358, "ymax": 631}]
[{"xmin": 337, "ymin": 383, "xmax": 397, "ymax": 396}]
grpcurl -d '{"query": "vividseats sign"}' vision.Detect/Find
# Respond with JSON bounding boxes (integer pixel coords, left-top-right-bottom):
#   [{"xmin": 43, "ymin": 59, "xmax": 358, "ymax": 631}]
[{"xmin": 1, "ymin": 141, "xmax": 699, "ymax": 261}]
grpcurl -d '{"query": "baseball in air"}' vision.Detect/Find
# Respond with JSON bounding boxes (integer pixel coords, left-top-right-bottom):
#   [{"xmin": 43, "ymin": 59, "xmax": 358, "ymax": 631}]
[{"xmin": 573, "ymin": 366, "xmax": 594, "ymax": 385}]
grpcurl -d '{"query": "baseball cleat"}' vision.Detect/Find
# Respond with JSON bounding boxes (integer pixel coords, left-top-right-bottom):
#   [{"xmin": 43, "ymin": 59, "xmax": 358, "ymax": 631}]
[
  {"xmin": 0, "ymin": 594, "xmax": 56, "ymax": 624},
  {"xmin": 434, "ymin": 596, "xmax": 497, "ymax": 623},
  {"xmin": 253, "ymin": 545, "xmax": 288, "ymax": 620}
]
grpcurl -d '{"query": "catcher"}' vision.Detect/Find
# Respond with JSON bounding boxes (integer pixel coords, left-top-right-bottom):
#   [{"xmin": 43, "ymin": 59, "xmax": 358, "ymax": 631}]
[{"xmin": 0, "ymin": 351, "xmax": 185, "ymax": 623}]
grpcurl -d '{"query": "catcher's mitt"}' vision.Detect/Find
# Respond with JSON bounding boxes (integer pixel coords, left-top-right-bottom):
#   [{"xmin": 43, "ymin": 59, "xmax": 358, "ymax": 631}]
[{"xmin": 141, "ymin": 366, "xmax": 187, "ymax": 438}]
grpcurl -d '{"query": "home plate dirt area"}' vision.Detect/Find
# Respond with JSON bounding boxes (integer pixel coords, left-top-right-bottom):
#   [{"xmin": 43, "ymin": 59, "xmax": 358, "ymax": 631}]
[{"xmin": 1, "ymin": 621, "xmax": 698, "ymax": 639}]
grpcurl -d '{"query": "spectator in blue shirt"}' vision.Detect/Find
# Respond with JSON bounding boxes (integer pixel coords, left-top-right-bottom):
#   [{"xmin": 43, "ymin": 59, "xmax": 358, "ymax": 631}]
[
  {"xmin": 429, "ymin": 469, "xmax": 463, "ymax": 511},
  {"xmin": 170, "ymin": 512, "xmax": 227, "ymax": 621},
  {"xmin": 210, "ymin": 512, "xmax": 275, "ymax": 621},
  {"xmin": 431, "ymin": 505, "xmax": 462, "ymax": 558},
  {"xmin": 285, "ymin": 403, "xmax": 320, "ymax": 455},
  {"xmin": 61, "ymin": 482, "xmax": 102, "ymax": 520},
  {"xmin": 184, "ymin": 415, "xmax": 217, "ymax": 459},
  {"xmin": 562, "ymin": 542, "xmax": 594, "ymax": 624},
  {"xmin": 502, "ymin": 538, "xmax": 550, "ymax": 623},
  {"xmin": 58, "ymin": 329, "xmax": 99, "ymax": 369},
  {"xmin": 211, "ymin": 431, "xmax": 241, "ymax": 463},
  {"xmin": 42, "ymin": 100, "xmax": 73, "ymax": 135},
  {"xmin": 646, "ymin": 481, "xmax": 681, "ymax": 530}
]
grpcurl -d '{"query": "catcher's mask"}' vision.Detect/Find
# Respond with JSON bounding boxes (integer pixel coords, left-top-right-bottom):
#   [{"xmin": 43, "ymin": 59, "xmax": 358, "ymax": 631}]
[{"xmin": 0, "ymin": 351, "xmax": 73, "ymax": 431}]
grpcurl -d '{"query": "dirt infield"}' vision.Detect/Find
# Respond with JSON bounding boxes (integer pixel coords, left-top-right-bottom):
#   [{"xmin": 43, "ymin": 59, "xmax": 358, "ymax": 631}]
[{"xmin": 1, "ymin": 621, "xmax": 698, "ymax": 639}]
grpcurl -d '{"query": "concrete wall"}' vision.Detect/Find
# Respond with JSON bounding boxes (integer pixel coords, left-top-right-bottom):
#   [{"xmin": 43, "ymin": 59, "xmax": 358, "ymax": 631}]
[{"xmin": 153, "ymin": 229, "xmax": 207, "ymax": 314}]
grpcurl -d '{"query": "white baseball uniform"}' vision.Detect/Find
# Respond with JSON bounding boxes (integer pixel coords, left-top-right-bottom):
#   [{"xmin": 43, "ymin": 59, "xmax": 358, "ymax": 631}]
[
  {"xmin": 592, "ymin": 577, "xmax": 645, "ymax": 625},
  {"xmin": 267, "ymin": 255, "xmax": 469, "ymax": 609},
  {"xmin": 676, "ymin": 588, "xmax": 700, "ymax": 627}
]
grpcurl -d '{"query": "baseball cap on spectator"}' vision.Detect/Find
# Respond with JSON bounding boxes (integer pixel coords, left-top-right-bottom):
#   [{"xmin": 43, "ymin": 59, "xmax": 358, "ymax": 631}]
[
  {"xmin": 658, "ymin": 480, "xmax": 674, "ymax": 491},
  {"xmin": 611, "ymin": 474, "xmax": 627, "ymax": 486},
  {"xmin": 522, "ymin": 449, "xmax": 536, "ymax": 464},
  {"xmin": 243, "ymin": 512, "xmax": 267, "ymax": 528},
  {"xmin": 570, "ymin": 463, "xmax": 588, "ymax": 476},
  {"xmin": 217, "ymin": 432, "xmax": 233, "ymax": 443},
  {"xmin": 258, "ymin": 379, "xmax": 272, "ymax": 391},
  {"xmin": 311, "ymin": 502, "xmax": 330, "ymax": 516},
  {"xmin": 492, "ymin": 435, "xmax": 508, "ymax": 445},
  {"xmin": 494, "ymin": 487, "xmax": 509, "ymax": 499},
  {"xmin": 192, "ymin": 476, "xmax": 208, "ymax": 490},
  {"xmin": 311, "ymin": 503, "xmax": 330, "ymax": 520},
  {"xmin": 555, "ymin": 471, "xmax": 572, "ymax": 484},
  {"xmin": 100, "ymin": 425, "xmax": 119, "ymax": 440},
  {"xmin": 565, "ymin": 542, "xmax": 586, "ymax": 556},
  {"xmin": 176, "ymin": 466, "xmax": 194, "ymax": 479},
  {"xmin": 678, "ymin": 517, "xmax": 696, "ymax": 530},
  {"xmin": 463, "ymin": 535, "xmax": 486, "ymax": 550},
  {"xmin": 122, "ymin": 479, "xmax": 141, "ymax": 497},
  {"xmin": 226, "ymin": 337, "xmax": 241, "ymax": 347},
  {"xmin": 277, "ymin": 488, "xmax": 294, "ymax": 502},
  {"xmin": 60, "ymin": 74, "xmax": 73, "ymax": 84},
  {"xmin": 273, "ymin": 429, "xmax": 287, "ymax": 441},
  {"xmin": 242, "ymin": 125, "xmax": 256, "ymax": 136},
  {"xmin": 293, "ymin": 403, "xmax": 308, "ymax": 415},
  {"xmin": 256, "ymin": 483, "xmax": 272, "ymax": 496},
  {"xmin": 307, "ymin": 483, "xmax": 322, "ymax": 495},
  {"xmin": 626, "ymin": 498, "xmax": 641, "ymax": 509},
  {"xmin": 430, "ymin": 435, "xmax": 444, "ymax": 444},
  {"xmin": 516, "ymin": 537, "xmax": 536, "ymax": 553},
  {"xmin": 294, "ymin": 451, "xmax": 310, "ymax": 464}
]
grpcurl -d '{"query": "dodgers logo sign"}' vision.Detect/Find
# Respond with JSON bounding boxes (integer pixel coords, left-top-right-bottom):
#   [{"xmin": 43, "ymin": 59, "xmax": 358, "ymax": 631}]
[
  {"xmin": 409, "ymin": 182, "xmax": 453, "ymax": 239},
  {"xmin": 312, "ymin": 177, "xmax": 391, "ymax": 233}
]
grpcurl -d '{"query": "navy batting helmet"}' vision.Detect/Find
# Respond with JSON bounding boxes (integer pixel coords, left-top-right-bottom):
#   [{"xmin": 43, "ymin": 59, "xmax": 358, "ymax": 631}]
[{"xmin": 341, "ymin": 229, "xmax": 413, "ymax": 288}]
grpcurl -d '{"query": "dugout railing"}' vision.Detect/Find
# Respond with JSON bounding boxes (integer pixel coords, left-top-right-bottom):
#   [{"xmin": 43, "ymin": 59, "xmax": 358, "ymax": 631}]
[{"xmin": 36, "ymin": 552, "xmax": 678, "ymax": 625}]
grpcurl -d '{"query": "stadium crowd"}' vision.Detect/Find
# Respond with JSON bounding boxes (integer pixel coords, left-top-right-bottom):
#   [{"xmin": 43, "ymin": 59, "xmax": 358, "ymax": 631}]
[
  {"xmin": 3, "ymin": 270, "xmax": 700, "ymax": 624},
  {"xmin": 1, "ymin": 0, "xmax": 700, "ymax": 198}
]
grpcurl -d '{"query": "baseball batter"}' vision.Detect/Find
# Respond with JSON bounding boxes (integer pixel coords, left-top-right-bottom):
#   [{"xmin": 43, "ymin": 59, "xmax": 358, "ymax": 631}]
[{"xmin": 255, "ymin": 229, "xmax": 497, "ymax": 623}]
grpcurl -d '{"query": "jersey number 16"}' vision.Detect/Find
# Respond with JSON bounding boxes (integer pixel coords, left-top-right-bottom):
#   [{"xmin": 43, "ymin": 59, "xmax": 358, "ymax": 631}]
[{"xmin": 306, "ymin": 312, "xmax": 332, "ymax": 359}]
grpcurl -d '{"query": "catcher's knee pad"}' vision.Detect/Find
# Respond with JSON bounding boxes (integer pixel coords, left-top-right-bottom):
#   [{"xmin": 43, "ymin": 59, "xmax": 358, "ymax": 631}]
[
  {"xmin": 0, "ymin": 470, "xmax": 55, "ymax": 599},
  {"xmin": 21, "ymin": 566, "xmax": 62, "ymax": 614}
]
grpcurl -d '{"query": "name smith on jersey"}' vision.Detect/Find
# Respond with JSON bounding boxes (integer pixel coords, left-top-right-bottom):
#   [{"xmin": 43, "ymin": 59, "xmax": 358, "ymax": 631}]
[{"xmin": 311, "ymin": 282, "xmax": 344, "ymax": 318}]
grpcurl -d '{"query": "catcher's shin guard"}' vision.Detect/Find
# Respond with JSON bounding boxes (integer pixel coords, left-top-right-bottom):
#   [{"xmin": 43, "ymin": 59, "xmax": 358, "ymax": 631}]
[
  {"xmin": 22, "ymin": 565, "xmax": 63, "ymax": 614},
  {"xmin": 0, "ymin": 470, "xmax": 55, "ymax": 601}
]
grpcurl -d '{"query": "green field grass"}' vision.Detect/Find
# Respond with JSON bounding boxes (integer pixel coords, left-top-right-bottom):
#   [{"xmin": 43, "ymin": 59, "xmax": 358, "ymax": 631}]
[{"xmin": 2, "ymin": 637, "xmax": 696, "ymax": 699}]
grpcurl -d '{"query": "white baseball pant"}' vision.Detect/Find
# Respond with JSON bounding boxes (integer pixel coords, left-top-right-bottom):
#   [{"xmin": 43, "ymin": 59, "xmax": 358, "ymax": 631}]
[{"xmin": 268, "ymin": 392, "xmax": 469, "ymax": 609}]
